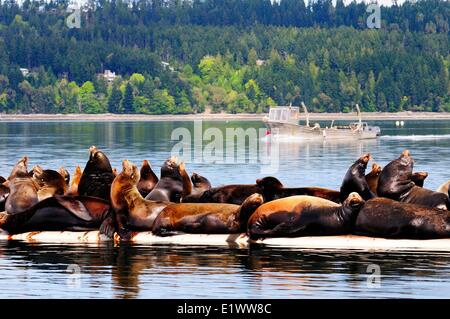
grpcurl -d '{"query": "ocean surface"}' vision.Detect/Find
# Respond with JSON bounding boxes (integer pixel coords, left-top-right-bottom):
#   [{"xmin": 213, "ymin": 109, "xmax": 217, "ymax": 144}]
[{"xmin": 0, "ymin": 119, "xmax": 450, "ymax": 298}]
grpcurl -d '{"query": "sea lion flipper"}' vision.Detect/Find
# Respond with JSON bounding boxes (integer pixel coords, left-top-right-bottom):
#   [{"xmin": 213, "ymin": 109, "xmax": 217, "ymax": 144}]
[
  {"xmin": 99, "ymin": 214, "xmax": 115, "ymax": 238},
  {"xmin": 55, "ymin": 196, "xmax": 93, "ymax": 221}
]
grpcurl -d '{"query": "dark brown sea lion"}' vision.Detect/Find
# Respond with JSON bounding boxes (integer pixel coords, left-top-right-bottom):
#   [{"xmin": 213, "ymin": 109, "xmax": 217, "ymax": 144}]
[
  {"xmin": 191, "ymin": 173, "xmax": 212, "ymax": 193},
  {"xmin": 78, "ymin": 146, "xmax": 115, "ymax": 201},
  {"xmin": 67, "ymin": 165, "xmax": 82, "ymax": 196},
  {"xmin": 256, "ymin": 176, "xmax": 341, "ymax": 204},
  {"xmin": 137, "ymin": 160, "xmax": 159, "ymax": 197},
  {"xmin": 0, "ymin": 195, "xmax": 114, "ymax": 236},
  {"xmin": 340, "ymin": 153, "xmax": 375, "ymax": 202},
  {"xmin": 377, "ymin": 150, "xmax": 449, "ymax": 210},
  {"xmin": 0, "ymin": 176, "xmax": 6, "ymax": 184},
  {"xmin": 152, "ymin": 193, "xmax": 264, "ymax": 236},
  {"xmin": 58, "ymin": 167, "xmax": 70, "ymax": 186},
  {"xmin": 145, "ymin": 157, "xmax": 185, "ymax": 203},
  {"xmin": 247, "ymin": 192, "xmax": 364, "ymax": 240},
  {"xmin": 411, "ymin": 171, "xmax": 428, "ymax": 187},
  {"xmin": 5, "ymin": 157, "xmax": 39, "ymax": 214},
  {"xmin": 32, "ymin": 165, "xmax": 67, "ymax": 201},
  {"xmin": 365, "ymin": 163, "xmax": 382, "ymax": 195},
  {"xmin": 111, "ymin": 160, "xmax": 169, "ymax": 239},
  {"xmin": 355, "ymin": 197, "xmax": 450, "ymax": 239},
  {"xmin": 182, "ymin": 182, "xmax": 261, "ymax": 205}
]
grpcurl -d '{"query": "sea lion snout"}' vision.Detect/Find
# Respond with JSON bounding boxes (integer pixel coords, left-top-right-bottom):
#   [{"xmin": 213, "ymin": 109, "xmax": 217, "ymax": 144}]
[
  {"xmin": 401, "ymin": 149, "xmax": 410, "ymax": 157},
  {"xmin": 372, "ymin": 163, "xmax": 382, "ymax": 174},
  {"xmin": 360, "ymin": 153, "xmax": 371, "ymax": 164},
  {"xmin": 346, "ymin": 192, "xmax": 365, "ymax": 207}
]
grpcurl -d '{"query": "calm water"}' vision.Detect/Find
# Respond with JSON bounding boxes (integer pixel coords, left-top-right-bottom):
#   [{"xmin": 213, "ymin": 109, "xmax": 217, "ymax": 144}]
[{"xmin": 1, "ymin": 119, "xmax": 450, "ymax": 298}]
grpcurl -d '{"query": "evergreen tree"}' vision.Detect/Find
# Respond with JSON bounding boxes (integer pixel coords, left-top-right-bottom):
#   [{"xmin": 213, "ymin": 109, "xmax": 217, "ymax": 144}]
[
  {"xmin": 122, "ymin": 83, "xmax": 134, "ymax": 114},
  {"xmin": 107, "ymin": 84, "xmax": 122, "ymax": 113}
]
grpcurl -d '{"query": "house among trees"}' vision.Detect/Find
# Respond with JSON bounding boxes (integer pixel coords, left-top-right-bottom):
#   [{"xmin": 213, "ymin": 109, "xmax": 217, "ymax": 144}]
[
  {"xmin": 161, "ymin": 61, "xmax": 175, "ymax": 72},
  {"xmin": 256, "ymin": 59, "xmax": 266, "ymax": 66},
  {"xmin": 98, "ymin": 70, "xmax": 117, "ymax": 83},
  {"xmin": 19, "ymin": 68, "xmax": 29, "ymax": 77}
]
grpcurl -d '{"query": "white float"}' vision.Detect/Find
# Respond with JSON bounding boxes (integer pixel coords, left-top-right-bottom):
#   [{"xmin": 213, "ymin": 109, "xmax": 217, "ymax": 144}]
[{"xmin": 1, "ymin": 231, "xmax": 450, "ymax": 252}]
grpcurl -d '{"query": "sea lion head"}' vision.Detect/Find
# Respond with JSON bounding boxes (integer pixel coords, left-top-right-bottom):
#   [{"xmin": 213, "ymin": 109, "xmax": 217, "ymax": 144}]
[
  {"xmin": 236, "ymin": 193, "xmax": 265, "ymax": 228},
  {"xmin": 121, "ymin": 160, "xmax": 140, "ymax": 185},
  {"xmin": 342, "ymin": 192, "xmax": 365, "ymax": 218},
  {"xmin": 371, "ymin": 163, "xmax": 382, "ymax": 176},
  {"xmin": 340, "ymin": 153, "xmax": 373, "ymax": 202},
  {"xmin": 32, "ymin": 165, "xmax": 67, "ymax": 196},
  {"xmin": 191, "ymin": 172, "xmax": 212, "ymax": 191},
  {"xmin": 9, "ymin": 156, "xmax": 29, "ymax": 179},
  {"xmin": 412, "ymin": 171, "xmax": 428, "ymax": 187},
  {"xmin": 377, "ymin": 149, "xmax": 415, "ymax": 199},
  {"xmin": 256, "ymin": 176, "xmax": 284, "ymax": 190},
  {"xmin": 84, "ymin": 146, "xmax": 113, "ymax": 173},
  {"xmin": 58, "ymin": 167, "xmax": 71, "ymax": 185},
  {"xmin": 160, "ymin": 156, "xmax": 182, "ymax": 180}
]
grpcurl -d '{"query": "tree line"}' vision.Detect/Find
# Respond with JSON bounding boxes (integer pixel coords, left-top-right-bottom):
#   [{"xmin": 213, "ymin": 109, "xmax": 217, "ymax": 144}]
[{"xmin": 0, "ymin": 0, "xmax": 448, "ymax": 114}]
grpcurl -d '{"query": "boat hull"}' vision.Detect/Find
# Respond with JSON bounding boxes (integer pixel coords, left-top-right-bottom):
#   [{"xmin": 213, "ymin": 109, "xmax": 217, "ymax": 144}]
[{"xmin": 265, "ymin": 121, "xmax": 379, "ymax": 140}]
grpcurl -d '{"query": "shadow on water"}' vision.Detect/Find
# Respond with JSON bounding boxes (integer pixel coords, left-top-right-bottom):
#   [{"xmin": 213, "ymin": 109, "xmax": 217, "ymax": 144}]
[{"xmin": 2, "ymin": 240, "xmax": 450, "ymax": 298}]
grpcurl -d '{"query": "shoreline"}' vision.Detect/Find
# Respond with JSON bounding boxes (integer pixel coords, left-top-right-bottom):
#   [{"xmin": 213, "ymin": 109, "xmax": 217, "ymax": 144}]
[{"xmin": 1, "ymin": 112, "xmax": 450, "ymax": 122}]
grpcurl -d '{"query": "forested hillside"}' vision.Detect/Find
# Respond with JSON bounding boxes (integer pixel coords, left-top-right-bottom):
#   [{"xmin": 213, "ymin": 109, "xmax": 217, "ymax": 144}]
[{"xmin": 0, "ymin": 0, "xmax": 449, "ymax": 114}]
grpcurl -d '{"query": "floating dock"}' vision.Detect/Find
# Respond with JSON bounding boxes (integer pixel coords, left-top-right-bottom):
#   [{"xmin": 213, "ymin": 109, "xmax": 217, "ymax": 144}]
[{"xmin": 1, "ymin": 231, "xmax": 450, "ymax": 252}]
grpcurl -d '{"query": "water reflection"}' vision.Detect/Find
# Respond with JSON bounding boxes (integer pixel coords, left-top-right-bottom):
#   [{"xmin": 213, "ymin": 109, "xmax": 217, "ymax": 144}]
[{"xmin": 1, "ymin": 240, "xmax": 450, "ymax": 298}]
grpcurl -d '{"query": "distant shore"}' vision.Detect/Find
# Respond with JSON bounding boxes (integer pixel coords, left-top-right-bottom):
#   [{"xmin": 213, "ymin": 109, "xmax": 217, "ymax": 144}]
[{"xmin": 1, "ymin": 112, "xmax": 450, "ymax": 122}]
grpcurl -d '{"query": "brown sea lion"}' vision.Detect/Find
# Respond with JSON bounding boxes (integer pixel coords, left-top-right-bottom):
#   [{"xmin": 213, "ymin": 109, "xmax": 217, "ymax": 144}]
[
  {"xmin": 5, "ymin": 157, "xmax": 39, "ymax": 214},
  {"xmin": 111, "ymin": 160, "xmax": 169, "ymax": 239},
  {"xmin": 32, "ymin": 165, "xmax": 67, "ymax": 201},
  {"xmin": 437, "ymin": 180, "xmax": 450, "ymax": 197},
  {"xmin": 152, "ymin": 193, "xmax": 264, "ymax": 236},
  {"xmin": 256, "ymin": 176, "xmax": 341, "ymax": 204},
  {"xmin": 145, "ymin": 157, "xmax": 185, "ymax": 203},
  {"xmin": 340, "ymin": 153, "xmax": 375, "ymax": 202},
  {"xmin": 78, "ymin": 146, "xmax": 115, "ymax": 201},
  {"xmin": 355, "ymin": 197, "xmax": 450, "ymax": 239},
  {"xmin": 411, "ymin": 171, "xmax": 428, "ymax": 187},
  {"xmin": 58, "ymin": 167, "xmax": 70, "ymax": 186},
  {"xmin": 182, "ymin": 182, "xmax": 261, "ymax": 205},
  {"xmin": 365, "ymin": 163, "xmax": 382, "ymax": 195},
  {"xmin": 377, "ymin": 150, "xmax": 449, "ymax": 210},
  {"xmin": 112, "ymin": 168, "xmax": 119, "ymax": 177},
  {"xmin": 67, "ymin": 165, "xmax": 82, "ymax": 196},
  {"xmin": 247, "ymin": 192, "xmax": 364, "ymax": 240},
  {"xmin": 137, "ymin": 160, "xmax": 159, "ymax": 197},
  {"xmin": 0, "ymin": 195, "xmax": 114, "ymax": 236},
  {"xmin": 0, "ymin": 184, "xmax": 9, "ymax": 212}
]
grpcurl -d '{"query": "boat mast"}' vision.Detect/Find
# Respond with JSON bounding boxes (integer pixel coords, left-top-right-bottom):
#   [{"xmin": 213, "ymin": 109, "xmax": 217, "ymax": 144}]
[
  {"xmin": 301, "ymin": 102, "xmax": 310, "ymax": 127},
  {"xmin": 355, "ymin": 104, "xmax": 362, "ymax": 129}
]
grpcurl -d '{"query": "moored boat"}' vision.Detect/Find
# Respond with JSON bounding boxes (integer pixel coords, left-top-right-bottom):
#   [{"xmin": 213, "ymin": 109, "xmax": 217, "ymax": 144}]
[{"xmin": 263, "ymin": 103, "xmax": 381, "ymax": 140}]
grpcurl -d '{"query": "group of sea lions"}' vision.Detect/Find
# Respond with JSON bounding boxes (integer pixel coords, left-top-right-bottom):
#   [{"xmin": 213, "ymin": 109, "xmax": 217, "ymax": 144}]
[{"xmin": 1, "ymin": 146, "xmax": 450, "ymax": 241}]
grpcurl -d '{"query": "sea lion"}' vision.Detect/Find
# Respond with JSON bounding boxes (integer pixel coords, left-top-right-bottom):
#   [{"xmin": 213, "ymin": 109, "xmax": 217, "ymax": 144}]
[
  {"xmin": 0, "ymin": 176, "xmax": 6, "ymax": 184},
  {"xmin": 365, "ymin": 163, "xmax": 382, "ymax": 195},
  {"xmin": 191, "ymin": 173, "xmax": 212, "ymax": 194},
  {"xmin": 0, "ymin": 184, "xmax": 9, "ymax": 212},
  {"xmin": 182, "ymin": 182, "xmax": 261, "ymax": 205},
  {"xmin": 411, "ymin": 172, "xmax": 428, "ymax": 187},
  {"xmin": 137, "ymin": 160, "xmax": 159, "ymax": 197},
  {"xmin": 58, "ymin": 167, "xmax": 70, "ymax": 186},
  {"xmin": 437, "ymin": 180, "xmax": 450, "ymax": 197},
  {"xmin": 67, "ymin": 165, "xmax": 82, "ymax": 196},
  {"xmin": 152, "ymin": 193, "xmax": 264, "ymax": 236},
  {"xmin": 5, "ymin": 156, "xmax": 39, "ymax": 214},
  {"xmin": 355, "ymin": 197, "xmax": 450, "ymax": 239},
  {"xmin": 256, "ymin": 176, "xmax": 341, "ymax": 204},
  {"xmin": 78, "ymin": 146, "xmax": 115, "ymax": 201},
  {"xmin": 111, "ymin": 160, "xmax": 169, "ymax": 239},
  {"xmin": 145, "ymin": 157, "xmax": 185, "ymax": 203},
  {"xmin": 0, "ymin": 195, "xmax": 114, "ymax": 236},
  {"xmin": 340, "ymin": 153, "xmax": 375, "ymax": 202},
  {"xmin": 377, "ymin": 150, "xmax": 449, "ymax": 210},
  {"xmin": 32, "ymin": 165, "xmax": 67, "ymax": 201},
  {"xmin": 247, "ymin": 192, "xmax": 364, "ymax": 240}
]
